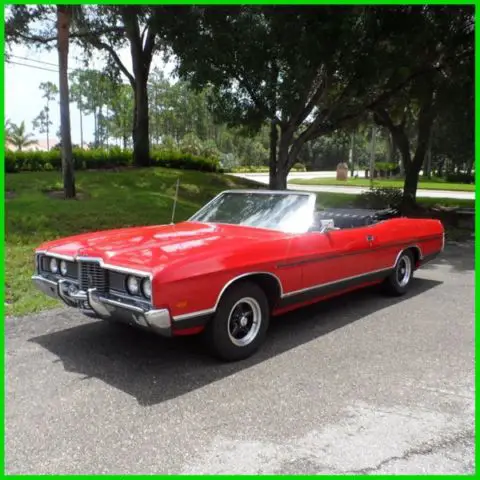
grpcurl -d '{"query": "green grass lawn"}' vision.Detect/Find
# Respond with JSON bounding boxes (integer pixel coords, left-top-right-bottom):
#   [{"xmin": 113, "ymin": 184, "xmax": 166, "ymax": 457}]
[
  {"xmin": 289, "ymin": 177, "xmax": 476, "ymax": 192},
  {"xmin": 5, "ymin": 168, "xmax": 263, "ymax": 317},
  {"xmin": 5, "ymin": 168, "xmax": 475, "ymax": 317}
]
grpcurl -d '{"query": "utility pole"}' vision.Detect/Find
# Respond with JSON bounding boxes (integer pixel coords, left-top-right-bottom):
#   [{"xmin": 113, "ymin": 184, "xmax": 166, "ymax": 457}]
[{"xmin": 369, "ymin": 125, "xmax": 376, "ymax": 189}]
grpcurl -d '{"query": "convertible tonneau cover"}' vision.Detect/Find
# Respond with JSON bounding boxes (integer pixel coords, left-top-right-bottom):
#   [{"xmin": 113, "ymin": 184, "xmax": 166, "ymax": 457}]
[{"xmin": 315, "ymin": 207, "xmax": 400, "ymax": 229}]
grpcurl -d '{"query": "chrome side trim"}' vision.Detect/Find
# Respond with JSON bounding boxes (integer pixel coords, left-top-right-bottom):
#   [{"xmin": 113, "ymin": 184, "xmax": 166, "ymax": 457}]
[
  {"xmin": 282, "ymin": 266, "xmax": 392, "ymax": 298},
  {"xmin": 172, "ymin": 244, "xmax": 428, "ymax": 320},
  {"xmin": 173, "ymin": 307, "xmax": 216, "ymax": 321}
]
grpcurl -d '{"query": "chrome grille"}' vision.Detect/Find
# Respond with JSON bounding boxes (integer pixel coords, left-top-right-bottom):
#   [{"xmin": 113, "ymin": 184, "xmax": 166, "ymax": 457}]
[{"xmin": 79, "ymin": 261, "xmax": 108, "ymax": 293}]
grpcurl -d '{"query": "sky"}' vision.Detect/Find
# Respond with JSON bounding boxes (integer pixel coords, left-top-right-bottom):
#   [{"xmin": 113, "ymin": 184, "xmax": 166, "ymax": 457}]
[{"xmin": 5, "ymin": 43, "xmax": 175, "ymax": 146}]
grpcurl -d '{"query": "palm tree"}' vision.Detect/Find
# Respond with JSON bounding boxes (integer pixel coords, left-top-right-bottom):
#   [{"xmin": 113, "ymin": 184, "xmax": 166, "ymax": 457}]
[
  {"xmin": 7, "ymin": 121, "xmax": 38, "ymax": 151},
  {"xmin": 4, "ymin": 118, "xmax": 12, "ymax": 149}
]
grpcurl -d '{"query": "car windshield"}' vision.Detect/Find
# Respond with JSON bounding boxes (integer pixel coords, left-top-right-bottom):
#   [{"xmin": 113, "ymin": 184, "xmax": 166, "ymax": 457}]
[{"xmin": 189, "ymin": 191, "xmax": 314, "ymax": 233}]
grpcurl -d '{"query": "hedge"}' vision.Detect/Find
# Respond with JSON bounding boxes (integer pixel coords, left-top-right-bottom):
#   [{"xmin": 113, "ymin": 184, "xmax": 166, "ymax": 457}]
[
  {"xmin": 230, "ymin": 163, "xmax": 307, "ymax": 173},
  {"xmin": 5, "ymin": 147, "xmax": 220, "ymax": 174},
  {"xmin": 445, "ymin": 172, "xmax": 475, "ymax": 184}
]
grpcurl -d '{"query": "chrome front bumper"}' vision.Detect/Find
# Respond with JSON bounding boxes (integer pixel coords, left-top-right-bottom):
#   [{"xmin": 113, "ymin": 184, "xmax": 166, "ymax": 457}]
[{"xmin": 32, "ymin": 275, "xmax": 172, "ymax": 337}]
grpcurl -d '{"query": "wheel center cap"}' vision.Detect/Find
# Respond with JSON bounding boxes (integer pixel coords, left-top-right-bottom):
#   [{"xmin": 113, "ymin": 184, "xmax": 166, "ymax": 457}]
[{"xmin": 240, "ymin": 316, "xmax": 248, "ymax": 327}]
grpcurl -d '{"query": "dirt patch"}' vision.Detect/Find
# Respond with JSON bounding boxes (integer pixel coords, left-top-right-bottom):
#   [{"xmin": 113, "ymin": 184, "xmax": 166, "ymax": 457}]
[
  {"xmin": 85, "ymin": 166, "xmax": 136, "ymax": 173},
  {"xmin": 43, "ymin": 189, "xmax": 89, "ymax": 200}
]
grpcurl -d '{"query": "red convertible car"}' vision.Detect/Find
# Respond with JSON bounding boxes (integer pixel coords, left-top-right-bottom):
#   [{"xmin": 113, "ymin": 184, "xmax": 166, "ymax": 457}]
[{"xmin": 33, "ymin": 190, "xmax": 444, "ymax": 361}]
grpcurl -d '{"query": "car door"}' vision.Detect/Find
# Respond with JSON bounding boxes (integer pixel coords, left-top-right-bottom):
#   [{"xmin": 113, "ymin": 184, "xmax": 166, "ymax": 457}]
[{"xmin": 285, "ymin": 225, "xmax": 385, "ymax": 297}]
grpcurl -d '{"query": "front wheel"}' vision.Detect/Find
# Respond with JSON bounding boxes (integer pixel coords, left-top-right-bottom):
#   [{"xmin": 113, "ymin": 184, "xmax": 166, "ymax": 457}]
[
  {"xmin": 204, "ymin": 281, "xmax": 270, "ymax": 361},
  {"xmin": 383, "ymin": 250, "xmax": 414, "ymax": 296}
]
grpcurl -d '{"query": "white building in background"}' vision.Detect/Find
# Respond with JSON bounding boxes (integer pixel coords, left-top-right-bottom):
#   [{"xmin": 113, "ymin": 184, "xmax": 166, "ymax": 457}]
[{"xmin": 6, "ymin": 137, "xmax": 60, "ymax": 151}]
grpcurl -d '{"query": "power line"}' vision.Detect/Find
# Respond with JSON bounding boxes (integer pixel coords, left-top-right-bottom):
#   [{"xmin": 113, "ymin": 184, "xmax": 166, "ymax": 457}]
[
  {"xmin": 10, "ymin": 53, "xmax": 87, "ymax": 70},
  {"xmin": 9, "ymin": 54, "xmax": 58, "ymax": 68},
  {"xmin": 6, "ymin": 60, "xmax": 58, "ymax": 74}
]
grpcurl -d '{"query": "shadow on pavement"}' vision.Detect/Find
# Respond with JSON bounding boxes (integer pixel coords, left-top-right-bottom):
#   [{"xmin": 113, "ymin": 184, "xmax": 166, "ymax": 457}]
[
  {"xmin": 31, "ymin": 277, "xmax": 442, "ymax": 406},
  {"xmin": 422, "ymin": 242, "xmax": 475, "ymax": 273}
]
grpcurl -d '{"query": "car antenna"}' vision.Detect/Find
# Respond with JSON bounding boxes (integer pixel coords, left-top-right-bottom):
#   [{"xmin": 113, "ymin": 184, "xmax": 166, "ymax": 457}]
[{"xmin": 170, "ymin": 178, "xmax": 180, "ymax": 224}]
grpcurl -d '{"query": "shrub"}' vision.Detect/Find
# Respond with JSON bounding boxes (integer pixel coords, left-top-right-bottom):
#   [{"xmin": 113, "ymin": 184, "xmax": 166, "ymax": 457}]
[
  {"xmin": 5, "ymin": 148, "xmax": 219, "ymax": 173},
  {"xmin": 231, "ymin": 166, "xmax": 270, "ymax": 173},
  {"xmin": 150, "ymin": 148, "xmax": 219, "ymax": 172},
  {"xmin": 445, "ymin": 172, "xmax": 475, "ymax": 184},
  {"xmin": 354, "ymin": 186, "xmax": 403, "ymax": 209},
  {"xmin": 292, "ymin": 163, "xmax": 306, "ymax": 172},
  {"xmin": 375, "ymin": 162, "xmax": 397, "ymax": 172},
  {"xmin": 230, "ymin": 164, "xmax": 306, "ymax": 173}
]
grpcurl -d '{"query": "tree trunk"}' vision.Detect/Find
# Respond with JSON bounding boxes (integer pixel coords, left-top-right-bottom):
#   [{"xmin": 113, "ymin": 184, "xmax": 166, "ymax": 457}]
[
  {"xmin": 402, "ymin": 166, "xmax": 421, "ymax": 211},
  {"xmin": 132, "ymin": 76, "xmax": 150, "ymax": 166},
  {"xmin": 268, "ymin": 121, "xmax": 278, "ymax": 189},
  {"xmin": 272, "ymin": 162, "xmax": 287, "ymax": 190},
  {"xmin": 57, "ymin": 6, "xmax": 75, "ymax": 199},
  {"xmin": 402, "ymin": 82, "xmax": 435, "ymax": 210},
  {"xmin": 274, "ymin": 132, "xmax": 290, "ymax": 190}
]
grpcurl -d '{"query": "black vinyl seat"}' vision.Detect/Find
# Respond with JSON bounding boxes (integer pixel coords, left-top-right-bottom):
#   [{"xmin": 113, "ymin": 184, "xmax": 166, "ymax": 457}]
[{"xmin": 311, "ymin": 207, "xmax": 399, "ymax": 231}]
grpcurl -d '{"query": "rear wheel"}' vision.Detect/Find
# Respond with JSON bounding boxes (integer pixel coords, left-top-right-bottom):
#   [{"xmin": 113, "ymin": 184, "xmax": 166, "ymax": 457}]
[
  {"xmin": 383, "ymin": 250, "xmax": 414, "ymax": 296},
  {"xmin": 204, "ymin": 281, "xmax": 270, "ymax": 361}
]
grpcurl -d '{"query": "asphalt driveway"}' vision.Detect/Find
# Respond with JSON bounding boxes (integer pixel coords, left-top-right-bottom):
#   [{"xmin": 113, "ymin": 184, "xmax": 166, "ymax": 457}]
[{"xmin": 5, "ymin": 242, "xmax": 475, "ymax": 474}]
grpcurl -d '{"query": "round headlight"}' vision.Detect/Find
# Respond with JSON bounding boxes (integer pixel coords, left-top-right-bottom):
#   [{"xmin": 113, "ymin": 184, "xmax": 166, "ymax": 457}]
[
  {"xmin": 126, "ymin": 276, "xmax": 140, "ymax": 295},
  {"xmin": 60, "ymin": 260, "xmax": 68, "ymax": 276},
  {"xmin": 49, "ymin": 258, "xmax": 58, "ymax": 273},
  {"xmin": 142, "ymin": 278, "xmax": 152, "ymax": 299}
]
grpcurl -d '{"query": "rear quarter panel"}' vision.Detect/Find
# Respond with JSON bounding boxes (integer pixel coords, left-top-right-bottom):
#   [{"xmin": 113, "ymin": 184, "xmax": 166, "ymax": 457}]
[{"xmin": 371, "ymin": 217, "xmax": 444, "ymax": 269}]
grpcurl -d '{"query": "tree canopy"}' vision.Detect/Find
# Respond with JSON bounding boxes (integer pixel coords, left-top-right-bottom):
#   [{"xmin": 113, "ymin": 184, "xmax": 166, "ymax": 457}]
[
  {"xmin": 6, "ymin": 4, "xmax": 474, "ymax": 205},
  {"xmin": 157, "ymin": 4, "xmax": 473, "ymax": 198}
]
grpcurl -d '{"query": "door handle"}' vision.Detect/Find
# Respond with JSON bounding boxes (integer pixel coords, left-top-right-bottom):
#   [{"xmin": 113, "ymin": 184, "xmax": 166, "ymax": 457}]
[{"xmin": 366, "ymin": 235, "xmax": 375, "ymax": 242}]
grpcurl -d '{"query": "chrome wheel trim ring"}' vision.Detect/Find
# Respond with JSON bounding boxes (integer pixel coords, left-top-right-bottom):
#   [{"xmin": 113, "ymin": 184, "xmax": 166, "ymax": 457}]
[
  {"xmin": 227, "ymin": 297, "xmax": 262, "ymax": 347},
  {"xmin": 397, "ymin": 254, "xmax": 412, "ymax": 288}
]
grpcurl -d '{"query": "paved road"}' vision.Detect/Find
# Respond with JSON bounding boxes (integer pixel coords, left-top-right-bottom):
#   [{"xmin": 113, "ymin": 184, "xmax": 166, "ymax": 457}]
[
  {"xmin": 230, "ymin": 172, "xmax": 475, "ymax": 200},
  {"xmin": 6, "ymin": 243, "xmax": 474, "ymax": 474}
]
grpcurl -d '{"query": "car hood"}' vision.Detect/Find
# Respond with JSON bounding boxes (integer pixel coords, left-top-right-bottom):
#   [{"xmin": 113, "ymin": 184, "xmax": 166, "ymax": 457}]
[{"xmin": 37, "ymin": 221, "xmax": 287, "ymax": 274}]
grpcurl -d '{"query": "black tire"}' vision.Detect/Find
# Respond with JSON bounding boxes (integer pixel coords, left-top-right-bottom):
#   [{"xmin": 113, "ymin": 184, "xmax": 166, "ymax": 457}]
[
  {"xmin": 204, "ymin": 281, "xmax": 270, "ymax": 362},
  {"xmin": 383, "ymin": 249, "xmax": 415, "ymax": 296}
]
